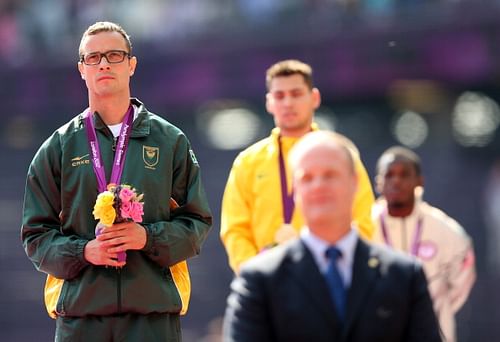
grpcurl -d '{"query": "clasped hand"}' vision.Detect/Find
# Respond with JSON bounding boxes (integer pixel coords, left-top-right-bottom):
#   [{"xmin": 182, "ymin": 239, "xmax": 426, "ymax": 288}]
[{"xmin": 84, "ymin": 222, "xmax": 147, "ymax": 267}]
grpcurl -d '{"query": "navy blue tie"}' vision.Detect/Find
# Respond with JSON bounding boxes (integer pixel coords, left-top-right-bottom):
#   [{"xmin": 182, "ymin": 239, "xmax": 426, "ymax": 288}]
[{"xmin": 325, "ymin": 246, "xmax": 346, "ymax": 321}]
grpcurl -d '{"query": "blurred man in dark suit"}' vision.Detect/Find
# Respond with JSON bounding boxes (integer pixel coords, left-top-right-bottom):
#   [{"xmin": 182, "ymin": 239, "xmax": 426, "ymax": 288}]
[{"xmin": 223, "ymin": 131, "xmax": 442, "ymax": 342}]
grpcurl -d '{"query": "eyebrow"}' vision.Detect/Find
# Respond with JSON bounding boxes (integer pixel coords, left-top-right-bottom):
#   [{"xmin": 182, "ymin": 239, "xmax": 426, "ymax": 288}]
[
  {"xmin": 83, "ymin": 49, "xmax": 128, "ymax": 54},
  {"xmin": 271, "ymin": 87, "xmax": 305, "ymax": 93}
]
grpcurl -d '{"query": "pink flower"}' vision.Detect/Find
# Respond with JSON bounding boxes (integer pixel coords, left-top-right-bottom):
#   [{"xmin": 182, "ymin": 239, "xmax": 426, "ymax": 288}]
[
  {"xmin": 130, "ymin": 201, "xmax": 144, "ymax": 222},
  {"xmin": 119, "ymin": 187, "xmax": 135, "ymax": 203},
  {"xmin": 120, "ymin": 201, "xmax": 133, "ymax": 219}
]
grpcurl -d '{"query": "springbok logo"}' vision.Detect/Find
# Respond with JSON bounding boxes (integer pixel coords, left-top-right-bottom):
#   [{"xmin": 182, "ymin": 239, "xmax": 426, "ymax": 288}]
[{"xmin": 143, "ymin": 145, "xmax": 159, "ymax": 169}]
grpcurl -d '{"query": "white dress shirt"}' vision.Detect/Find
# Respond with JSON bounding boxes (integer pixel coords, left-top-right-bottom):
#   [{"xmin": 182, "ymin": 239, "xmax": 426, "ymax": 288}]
[{"xmin": 301, "ymin": 227, "xmax": 358, "ymax": 288}]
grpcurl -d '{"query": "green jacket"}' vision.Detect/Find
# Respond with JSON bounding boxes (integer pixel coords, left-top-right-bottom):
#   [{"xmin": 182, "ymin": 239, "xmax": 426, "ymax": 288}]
[{"xmin": 22, "ymin": 98, "xmax": 212, "ymax": 317}]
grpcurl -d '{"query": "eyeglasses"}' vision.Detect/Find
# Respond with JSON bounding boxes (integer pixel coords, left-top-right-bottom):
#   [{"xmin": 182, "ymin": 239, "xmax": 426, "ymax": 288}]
[{"xmin": 80, "ymin": 50, "xmax": 130, "ymax": 66}]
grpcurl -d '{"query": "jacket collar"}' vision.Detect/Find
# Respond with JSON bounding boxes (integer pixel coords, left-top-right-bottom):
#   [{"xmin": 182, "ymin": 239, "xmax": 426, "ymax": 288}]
[
  {"xmin": 270, "ymin": 122, "xmax": 320, "ymax": 141},
  {"xmin": 129, "ymin": 98, "xmax": 151, "ymax": 137},
  {"xmin": 82, "ymin": 98, "xmax": 151, "ymax": 138},
  {"xmin": 285, "ymin": 238, "xmax": 381, "ymax": 339},
  {"xmin": 285, "ymin": 239, "xmax": 342, "ymax": 330},
  {"xmin": 342, "ymin": 239, "xmax": 380, "ymax": 339},
  {"xmin": 375, "ymin": 193, "xmax": 424, "ymax": 221}
]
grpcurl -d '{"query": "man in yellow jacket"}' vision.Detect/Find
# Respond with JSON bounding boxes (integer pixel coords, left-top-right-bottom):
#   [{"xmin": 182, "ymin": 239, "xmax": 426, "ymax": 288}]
[{"xmin": 220, "ymin": 59, "xmax": 375, "ymax": 273}]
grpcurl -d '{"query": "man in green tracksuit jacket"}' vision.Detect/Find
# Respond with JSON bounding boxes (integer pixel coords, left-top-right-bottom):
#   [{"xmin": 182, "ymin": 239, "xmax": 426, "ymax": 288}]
[{"xmin": 21, "ymin": 22, "xmax": 212, "ymax": 342}]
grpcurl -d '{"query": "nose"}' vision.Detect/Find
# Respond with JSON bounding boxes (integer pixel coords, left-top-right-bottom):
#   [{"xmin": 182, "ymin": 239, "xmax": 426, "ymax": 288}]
[
  {"xmin": 283, "ymin": 95, "xmax": 293, "ymax": 106},
  {"xmin": 390, "ymin": 175, "xmax": 404, "ymax": 185},
  {"xmin": 99, "ymin": 63, "xmax": 111, "ymax": 70},
  {"xmin": 309, "ymin": 176, "xmax": 325, "ymax": 190},
  {"xmin": 98, "ymin": 56, "xmax": 112, "ymax": 69}
]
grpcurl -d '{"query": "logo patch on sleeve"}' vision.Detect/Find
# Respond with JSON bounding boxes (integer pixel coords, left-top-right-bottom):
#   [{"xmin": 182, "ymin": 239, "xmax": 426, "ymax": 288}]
[{"xmin": 189, "ymin": 149, "xmax": 198, "ymax": 165}]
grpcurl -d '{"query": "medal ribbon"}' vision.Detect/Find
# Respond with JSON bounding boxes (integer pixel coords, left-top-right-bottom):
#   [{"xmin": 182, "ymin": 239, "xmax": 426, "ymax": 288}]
[
  {"xmin": 278, "ymin": 136, "xmax": 294, "ymax": 224},
  {"xmin": 380, "ymin": 212, "xmax": 423, "ymax": 257},
  {"xmin": 85, "ymin": 105, "xmax": 134, "ymax": 192}
]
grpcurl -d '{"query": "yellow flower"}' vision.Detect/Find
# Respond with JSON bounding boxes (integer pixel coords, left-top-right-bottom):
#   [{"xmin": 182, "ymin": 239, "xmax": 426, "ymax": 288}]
[
  {"xmin": 99, "ymin": 208, "xmax": 116, "ymax": 227},
  {"xmin": 93, "ymin": 191, "xmax": 116, "ymax": 227},
  {"xmin": 96, "ymin": 191, "xmax": 114, "ymax": 207}
]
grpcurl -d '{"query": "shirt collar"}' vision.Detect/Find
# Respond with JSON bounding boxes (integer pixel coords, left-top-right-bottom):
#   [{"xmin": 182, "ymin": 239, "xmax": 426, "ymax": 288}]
[{"xmin": 301, "ymin": 227, "xmax": 358, "ymax": 273}]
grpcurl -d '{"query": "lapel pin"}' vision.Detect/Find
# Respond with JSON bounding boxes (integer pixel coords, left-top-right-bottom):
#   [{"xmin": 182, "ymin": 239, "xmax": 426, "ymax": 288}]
[{"xmin": 368, "ymin": 257, "xmax": 379, "ymax": 268}]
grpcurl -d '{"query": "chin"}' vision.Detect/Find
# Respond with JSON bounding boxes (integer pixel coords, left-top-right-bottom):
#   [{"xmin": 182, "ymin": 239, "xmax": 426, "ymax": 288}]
[
  {"xmin": 306, "ymin": 211, "xmax": 333, "ymax": 223},
  {"xmin": 388, "ymin": 201, "xmax": 406, "ymax": 208}
]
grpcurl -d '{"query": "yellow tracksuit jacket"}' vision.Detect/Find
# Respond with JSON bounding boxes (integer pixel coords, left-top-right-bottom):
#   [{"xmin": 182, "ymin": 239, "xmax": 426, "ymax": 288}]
[{"xmin": 221, "ymin": 125, "xmax": 375, "ymax": 272}]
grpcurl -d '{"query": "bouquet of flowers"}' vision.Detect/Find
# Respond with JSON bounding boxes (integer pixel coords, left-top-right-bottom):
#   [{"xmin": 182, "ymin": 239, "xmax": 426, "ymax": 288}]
[{"xmin": 92, "ymin": 184, "xmax": 144, "ymax": 262}]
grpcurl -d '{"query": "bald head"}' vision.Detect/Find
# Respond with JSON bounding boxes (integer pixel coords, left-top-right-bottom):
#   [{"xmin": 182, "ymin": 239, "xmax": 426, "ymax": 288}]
[
  {"xmin": 289, "ymin": 131, "xmax": 358, "ymax": 243},
  {"xmin": 289, "ymin": 131, "xmax": 357, "ymax": 176}
]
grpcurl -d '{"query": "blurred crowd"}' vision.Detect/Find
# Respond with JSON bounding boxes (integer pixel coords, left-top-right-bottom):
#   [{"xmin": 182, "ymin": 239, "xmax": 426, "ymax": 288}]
[{"xmin": 0, "ymin": 0, "xmax": 477, "ymax": 67}]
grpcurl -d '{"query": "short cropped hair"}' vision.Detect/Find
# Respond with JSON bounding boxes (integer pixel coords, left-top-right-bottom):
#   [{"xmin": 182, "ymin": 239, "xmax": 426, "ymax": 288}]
[
  {"xmin": 266, "ymin": 59, "xmax": 314, "ymax": 91},
  {"xmin": 79, "ymin": 21, "xmax": 132, "ymax": 57},
  {"xmin": 376, "ymin": 146, "xmax": 422, "ymax": 176}
]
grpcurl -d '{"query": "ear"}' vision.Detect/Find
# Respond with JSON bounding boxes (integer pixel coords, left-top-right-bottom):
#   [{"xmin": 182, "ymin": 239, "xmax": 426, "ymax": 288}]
[
  {"xmin": 129, "ymin": 56, "xmax": 137, "ymax": 76},
  {"xmin": 77, "ymin": 62, "xmax": 85, "ymax": 80},
  {"xmin": 417, "ymin": 175, "xmax": 424, "ymax": 187},
  {"xmin": 292, "ymin": 183, "xmax": 302, "ymax": 211},
  {"xmin": 351, "ymin": 171, "xmax": 359, "ymax": 196},
  {"xmin": 374, "ymin": 174, "xmax": 383, "ymax": 195},
  {"xmin": 265, "ymin": 92, "xmax": 274, "ymax": 116},
  {"xmin": 312, "ymin": 87, "xmax": 321, "ymax": 110}
]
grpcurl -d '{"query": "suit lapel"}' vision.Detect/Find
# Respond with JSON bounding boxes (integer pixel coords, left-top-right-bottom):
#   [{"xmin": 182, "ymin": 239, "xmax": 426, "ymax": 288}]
[
  {"xmin": 342, "ymin": 239, "xmax": 380, "ymax": 338},
  {"xmin": 285, "ymin": 240, "xmax": 340, "ymax": 328}
]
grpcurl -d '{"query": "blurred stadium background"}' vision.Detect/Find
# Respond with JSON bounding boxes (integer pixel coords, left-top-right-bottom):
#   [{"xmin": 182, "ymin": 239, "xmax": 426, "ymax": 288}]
[{"xmin": 1, "ymin": 0, "xmax": 500, "ymax": 341}]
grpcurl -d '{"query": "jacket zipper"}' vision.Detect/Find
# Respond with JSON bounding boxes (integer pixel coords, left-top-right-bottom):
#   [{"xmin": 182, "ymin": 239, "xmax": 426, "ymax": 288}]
[{"xmin": 57, "ymin": 281, "xmax": 70, "ymax": 316}]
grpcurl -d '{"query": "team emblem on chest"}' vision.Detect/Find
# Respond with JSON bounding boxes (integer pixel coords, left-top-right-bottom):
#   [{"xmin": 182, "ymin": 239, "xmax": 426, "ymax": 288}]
[{"xmin": 143, "ymin": 145, "xmax": 159, "ymax": 169}]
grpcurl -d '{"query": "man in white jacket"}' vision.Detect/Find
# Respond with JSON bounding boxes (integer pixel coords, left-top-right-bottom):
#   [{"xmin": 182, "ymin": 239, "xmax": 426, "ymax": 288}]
[{"xmin": 372, "ymin": 146, "xmax": 476, "ymax": 342}]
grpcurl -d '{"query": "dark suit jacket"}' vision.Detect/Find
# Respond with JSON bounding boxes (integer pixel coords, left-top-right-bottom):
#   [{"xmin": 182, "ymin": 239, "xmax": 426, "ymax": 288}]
[{"xmin": 223, "ymin": 238, "xmax": 442, "ymax": 342}]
